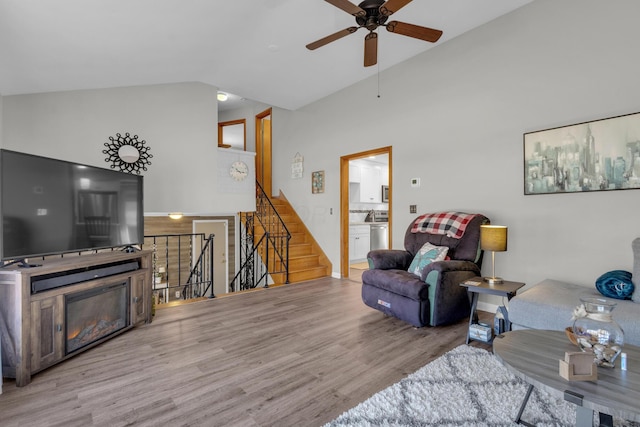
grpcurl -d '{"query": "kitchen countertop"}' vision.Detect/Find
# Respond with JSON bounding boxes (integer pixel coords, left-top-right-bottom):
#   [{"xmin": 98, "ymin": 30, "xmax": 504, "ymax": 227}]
[{"xmin": 349, "ymin": 222, "xmax": 389, "ymax": 225}]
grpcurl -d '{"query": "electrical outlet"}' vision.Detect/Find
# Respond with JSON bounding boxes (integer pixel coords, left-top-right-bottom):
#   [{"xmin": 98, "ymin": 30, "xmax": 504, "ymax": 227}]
[
  {"xmin": 410, "ymin": 178, "xmax": 420, "ymax": 187},
  {"xmin": 410, "ymin": 205, "xmax": 417, "ymax": 214}
]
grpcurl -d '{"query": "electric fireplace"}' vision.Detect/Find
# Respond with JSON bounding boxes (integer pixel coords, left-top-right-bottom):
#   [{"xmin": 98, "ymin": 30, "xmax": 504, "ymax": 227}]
[{"xmin": 65, "ymin": 282, "xmax": 129, "ymax": 354}]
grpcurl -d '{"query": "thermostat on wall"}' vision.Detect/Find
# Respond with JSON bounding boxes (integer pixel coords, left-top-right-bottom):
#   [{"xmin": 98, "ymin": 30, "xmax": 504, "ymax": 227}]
[{"xmin": 410, "ymin": 177, "xmax": 420, "ymax": 187}]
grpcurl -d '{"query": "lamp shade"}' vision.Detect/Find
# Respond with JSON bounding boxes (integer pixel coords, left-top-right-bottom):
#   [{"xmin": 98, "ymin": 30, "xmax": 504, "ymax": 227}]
[{"xmin": 480, "ymin": 225, "xmax": 508, "ymax": 252}]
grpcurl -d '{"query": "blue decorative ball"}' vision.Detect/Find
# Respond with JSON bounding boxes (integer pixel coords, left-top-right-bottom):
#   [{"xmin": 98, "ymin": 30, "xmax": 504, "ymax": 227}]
[{"xmin": 595, "ymin": 270, "xmax": 634, "ymax": 300}]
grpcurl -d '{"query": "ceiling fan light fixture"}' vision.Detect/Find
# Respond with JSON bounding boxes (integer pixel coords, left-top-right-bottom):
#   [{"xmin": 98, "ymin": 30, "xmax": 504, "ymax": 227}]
[
  {"xmin": 306, "ymin": 0, "xmax": 442, "ymax": 67},
  {"xmin": 217, "ymin": 92, "xmax": 228, "ymax": 102}
]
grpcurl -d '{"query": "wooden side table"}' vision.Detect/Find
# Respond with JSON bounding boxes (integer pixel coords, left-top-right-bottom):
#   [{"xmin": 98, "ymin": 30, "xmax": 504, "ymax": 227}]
[{"xmin": 459, "ymin": 277, "xmax": 525, "ymax": 344}]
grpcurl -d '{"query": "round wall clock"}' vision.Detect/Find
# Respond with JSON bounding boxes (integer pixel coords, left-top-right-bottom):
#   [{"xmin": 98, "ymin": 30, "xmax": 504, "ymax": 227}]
[{"xmin": 230, "ymin": 160, "xmax": 249, "ymax": 181}]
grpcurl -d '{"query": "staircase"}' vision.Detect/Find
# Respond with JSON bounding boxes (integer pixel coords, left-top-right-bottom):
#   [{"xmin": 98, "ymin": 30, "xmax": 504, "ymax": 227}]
[
  {"xmin": 233, "ymin": 187, "xmax": 332, "ymax": 291},
  {"xmin": 266, "ymin": 191, "xmax": 331, "ymax": 284}
]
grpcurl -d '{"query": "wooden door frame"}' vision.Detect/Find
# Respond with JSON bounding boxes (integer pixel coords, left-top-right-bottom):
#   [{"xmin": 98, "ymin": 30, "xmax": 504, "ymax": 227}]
[
  {"xmin": 255, "ymin": 108, "xmax": 272, "ymax": 197},
  {"xmin": 218, "ymin": 118, "xmax": 246, "ymax": 150},
  {"xmin": 340, "ymin": 146, "xmax": 392, "ymax": 278}
]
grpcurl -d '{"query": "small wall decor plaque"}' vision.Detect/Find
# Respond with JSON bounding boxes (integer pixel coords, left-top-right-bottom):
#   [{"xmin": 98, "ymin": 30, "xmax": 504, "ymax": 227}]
[
  {"xmin": 312, "ymin": 170, "xmax": 325, "ymax": 194},
  {"xmin": 292, "ymin": 152, "xmax": 304, "ymax": 179}
]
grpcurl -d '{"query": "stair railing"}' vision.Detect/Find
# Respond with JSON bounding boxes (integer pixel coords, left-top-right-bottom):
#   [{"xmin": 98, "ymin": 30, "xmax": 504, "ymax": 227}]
[
  {"xmin": 182, "ymin": 233, "xmax": 215, "ymax": 299},
  {"xmin": 255, "ymin": 182, "xmax": 291, "ymax": 284},
  {"xmin": 230, "ymin": 217, "xmax": 269, "ymax": 292},
  {"xmin": 143, "ymin": 233, "xmax": 214, "ymax": 305},
  {"xmin": 230, "ymin": 182, "xmax": 291, "ymax": 291}
]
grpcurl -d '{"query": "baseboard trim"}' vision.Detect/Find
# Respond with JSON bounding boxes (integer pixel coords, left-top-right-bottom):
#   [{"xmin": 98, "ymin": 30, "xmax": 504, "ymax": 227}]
[{"xmin": 477, "ymin": 300, "xmax": 499, "ymax": 314}]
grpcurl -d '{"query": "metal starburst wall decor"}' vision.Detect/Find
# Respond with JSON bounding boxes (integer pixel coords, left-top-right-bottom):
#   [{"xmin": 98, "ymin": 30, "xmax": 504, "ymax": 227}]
[{"xmin": 103, "ymin": 132, "xmax": 152, "ymax": 174}]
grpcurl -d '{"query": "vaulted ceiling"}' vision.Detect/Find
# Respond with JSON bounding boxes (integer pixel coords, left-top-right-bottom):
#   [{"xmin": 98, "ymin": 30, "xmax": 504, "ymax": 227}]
[{"xmin": 0, "ymin": 0, "xmax": 532, "ymax": 111}]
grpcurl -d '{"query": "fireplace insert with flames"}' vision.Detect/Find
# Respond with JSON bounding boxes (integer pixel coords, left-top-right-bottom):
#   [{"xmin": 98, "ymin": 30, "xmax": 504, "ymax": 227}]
[{"xmin": 65, "ymin": 282, "xmax": 129, "ymax": 354}]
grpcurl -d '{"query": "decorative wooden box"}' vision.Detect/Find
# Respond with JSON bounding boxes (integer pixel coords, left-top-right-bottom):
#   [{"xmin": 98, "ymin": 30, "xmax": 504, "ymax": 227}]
[{"xmin": 559, "ymin": 351, "xmax": 598, "ymax": 381}]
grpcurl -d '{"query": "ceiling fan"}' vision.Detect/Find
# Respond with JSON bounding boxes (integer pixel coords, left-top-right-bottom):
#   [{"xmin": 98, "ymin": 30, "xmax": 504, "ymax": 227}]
[{"xmin": 306, "ymin": 0, "xmax": 443, "ymax": 67}]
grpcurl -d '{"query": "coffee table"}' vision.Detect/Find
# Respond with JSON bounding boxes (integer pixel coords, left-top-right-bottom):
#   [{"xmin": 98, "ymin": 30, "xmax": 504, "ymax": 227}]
[{"xmin": 493, "ymin": 329, "xmax": 640, "ymax": 426}]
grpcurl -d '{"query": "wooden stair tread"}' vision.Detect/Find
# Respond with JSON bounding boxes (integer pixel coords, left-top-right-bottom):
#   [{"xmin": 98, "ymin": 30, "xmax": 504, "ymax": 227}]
[
  {"xmin": 250, "ymin": 193, "xmax": 331, "ymax": 285},
  {"xmin": 271, "ymin": 265, "xmax": 329, "ymax": 285},
  {"xmin": 289, "ymin": 243, "xmax": 313, "ymax": 256}
]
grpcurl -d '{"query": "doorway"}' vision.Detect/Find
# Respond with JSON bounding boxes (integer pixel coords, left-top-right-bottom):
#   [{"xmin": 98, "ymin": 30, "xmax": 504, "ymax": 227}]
[
  {"xmin": 340, "ymin": 146, "xmax": 392, "ymax": 278},
  {"xmin": 255, "ymin": 108, "xmax": 272, "ymax": 197},
  {"xmin": 193, "ymin": 220, "xmax": 229, "ymax": 296}
]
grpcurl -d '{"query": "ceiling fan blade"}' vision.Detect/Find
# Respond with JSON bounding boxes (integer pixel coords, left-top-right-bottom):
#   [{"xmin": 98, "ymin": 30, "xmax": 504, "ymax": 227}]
[
  {"xmin": 379, "ymin": 0, "xmax": 413, "ymax": 16},
  {"xmin": 364, "ymin": 32, "xmax": 378, "ymax": 67},
  {"xmin": 325, "ymin": 0, "xmax": 366, "ymax": 17},
  {"xmin": 306, "ymin": 27, "xmax": 359, "ymax": 50},
  {"xmin": 386, "ymin": 21, "xmax": 443, "ymax": 43}
]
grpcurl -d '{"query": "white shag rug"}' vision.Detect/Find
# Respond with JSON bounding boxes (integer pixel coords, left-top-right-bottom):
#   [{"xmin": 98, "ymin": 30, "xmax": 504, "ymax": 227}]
[{"xmin": 326, "ymin": 345, "xmax": 638, "ymax": 427}]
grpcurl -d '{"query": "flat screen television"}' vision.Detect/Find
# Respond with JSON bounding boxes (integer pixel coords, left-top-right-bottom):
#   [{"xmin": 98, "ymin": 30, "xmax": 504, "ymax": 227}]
[{"xmin": 0, "ymin": 149, "xmax": 144, "ymax": 262}]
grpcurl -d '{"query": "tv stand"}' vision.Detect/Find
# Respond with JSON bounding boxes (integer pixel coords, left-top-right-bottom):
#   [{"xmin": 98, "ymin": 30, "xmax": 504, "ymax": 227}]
[
  {"xmin": 0, "ymin": 258, "xmax": 42, "ymax": 268},
  {"xmin": 18, "ymin": 261, "xmax": 42, "ymax": 268},
  {"xmin": 0, "ymin": 250, "xmax": 152, "ymax": 387},
  {"xmin": 1, "ymin": 259, "xmax": 41, "ymax": 268}
]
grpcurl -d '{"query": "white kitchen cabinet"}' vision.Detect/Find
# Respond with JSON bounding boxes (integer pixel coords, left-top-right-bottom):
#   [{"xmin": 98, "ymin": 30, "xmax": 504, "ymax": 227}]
[
  {"xmin": 380, "ymin": 165, "xmax": 389, "ymax": 186},
  {"xmin": 359, "ymin": 165, "xmax": 381, "ymax": 203},
  {"xmin": 349, "ymin": 225, "xmax": 371, "ymax": 261},
  {"xmin": 349, "ymin": 164, "xmax": 361, "ymax": 183}
]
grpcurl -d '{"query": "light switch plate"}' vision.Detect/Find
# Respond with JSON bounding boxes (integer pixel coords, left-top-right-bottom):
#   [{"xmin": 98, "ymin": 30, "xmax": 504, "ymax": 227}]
[{"xmin": 410, "ymin": 178, "xmax": 420, "ymax": 187}]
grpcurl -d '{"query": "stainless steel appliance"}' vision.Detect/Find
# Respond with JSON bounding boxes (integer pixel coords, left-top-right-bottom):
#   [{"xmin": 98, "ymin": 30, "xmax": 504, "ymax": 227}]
[
  {"xmin": 381, "ymin": 185, "xmax": 389, "ymax": 203},
  {"xmin": 370, "ymin": 223, "xmax": 388, "ymax": 250}
]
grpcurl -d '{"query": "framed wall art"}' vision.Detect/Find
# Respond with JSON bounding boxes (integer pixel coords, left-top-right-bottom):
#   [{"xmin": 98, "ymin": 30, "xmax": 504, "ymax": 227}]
[
  {"xmin": 524, "ymin": 111, "xmax": 640, "ymax": 195},
  {"xmin": 311, "ymin": 170, "xmax": 325, "ymax": 194},
  {"xmin": 291, "ymin": 152, "xmax": 304, "ymax": 179}
]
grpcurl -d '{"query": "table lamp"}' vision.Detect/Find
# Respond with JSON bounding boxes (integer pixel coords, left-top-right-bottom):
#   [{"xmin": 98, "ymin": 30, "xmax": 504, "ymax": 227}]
[{"xmin": 480, "ymin": 225, "xmax": 508, "ymax": 284}]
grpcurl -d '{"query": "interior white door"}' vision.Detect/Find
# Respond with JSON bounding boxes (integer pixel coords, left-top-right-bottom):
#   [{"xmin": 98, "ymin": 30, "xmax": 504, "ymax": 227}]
[{"xmin": 193, "ymin": 220, "xmax": 228, "ymax": 296}]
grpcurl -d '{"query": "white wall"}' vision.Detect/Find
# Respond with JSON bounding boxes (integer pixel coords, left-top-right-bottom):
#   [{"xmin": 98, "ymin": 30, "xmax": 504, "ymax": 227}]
[
  {"xmin": 1, "ymin": 82, "xmax": 255, "ymax": 214},
  {"xmin": 219, "ymin": 101, "xmax": 271, "ymax": 153},
  {"xmin": 271, "ymin": 0, "xmax": 640, "ymax": 291},
  {"xmin": 2, "ymin": 0, "xmax": 638, "ymax": 299}
]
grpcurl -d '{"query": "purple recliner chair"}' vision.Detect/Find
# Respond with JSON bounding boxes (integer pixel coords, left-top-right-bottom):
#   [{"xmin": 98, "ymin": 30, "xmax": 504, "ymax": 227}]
[{"xmin": 361, "ymin": 212, "xmax": 489, "ymax": 327}]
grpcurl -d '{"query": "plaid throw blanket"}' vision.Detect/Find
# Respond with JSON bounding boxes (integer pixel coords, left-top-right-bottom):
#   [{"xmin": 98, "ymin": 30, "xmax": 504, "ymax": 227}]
[{"xmin": 410, "ymin": 212, "xmax": 478, "ymax": 239}]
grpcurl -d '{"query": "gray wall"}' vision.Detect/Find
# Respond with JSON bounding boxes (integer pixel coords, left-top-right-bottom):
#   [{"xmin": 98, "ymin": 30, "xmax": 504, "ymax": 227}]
[
  {"xmin": 1, "ymin": 82, "xmax": 255, "ymax": 214},
  {"xmin": 1, "ymin": 0, "xmax": 639, "ymax": 300},
  {"xmin": 271, "ymin": 0, "xmax": 640, "ymax": 290},
  {"xmin": 219, "ymin": 101, "xmax": 271, "ymax": 153}
]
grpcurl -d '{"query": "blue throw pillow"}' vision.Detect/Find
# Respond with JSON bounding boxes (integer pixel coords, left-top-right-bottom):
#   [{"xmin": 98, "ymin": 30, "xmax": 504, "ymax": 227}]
[
  {"xmin": 408, "ymin": 242, "xmax": 448, "ymax": 277},
  {"xmin": 595, "ymin": 270, "xmax": 634, "ymax": 300}
]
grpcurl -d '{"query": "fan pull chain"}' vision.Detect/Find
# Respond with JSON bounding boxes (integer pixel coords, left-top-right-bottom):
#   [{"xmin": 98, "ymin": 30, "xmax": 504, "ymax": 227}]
[{"xmin": 377, "ymin": 63, "xmax": 381, "ymax": 98}]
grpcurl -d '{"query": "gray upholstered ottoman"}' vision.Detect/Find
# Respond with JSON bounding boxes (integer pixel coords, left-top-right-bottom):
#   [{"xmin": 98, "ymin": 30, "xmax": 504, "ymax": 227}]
[{"xmin": 509, "ymin": 279, "xmax": 640, "ymax": 346}]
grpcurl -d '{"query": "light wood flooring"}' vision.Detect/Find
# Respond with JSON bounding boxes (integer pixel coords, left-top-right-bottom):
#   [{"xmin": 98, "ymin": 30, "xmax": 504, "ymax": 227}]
[{"xmin": 0, "ymin": 274, "xmax": 490, "ymax": 427}]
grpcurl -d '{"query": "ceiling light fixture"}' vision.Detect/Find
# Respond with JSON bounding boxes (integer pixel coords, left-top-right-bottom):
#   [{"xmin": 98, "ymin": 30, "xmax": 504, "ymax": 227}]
[
  {"xmin": 217, "ymin": 92, "xmax": 228, "ymax": 102},
  {"xmin": 168, "ymin": 212, "xmax": 183, "ymax": 220}
]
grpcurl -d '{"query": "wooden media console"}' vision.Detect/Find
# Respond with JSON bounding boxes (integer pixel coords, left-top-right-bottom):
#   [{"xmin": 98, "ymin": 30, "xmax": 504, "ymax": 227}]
[{"xmin": 0, "ymin": 250, "xmax": 152, "ymax": 386}]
